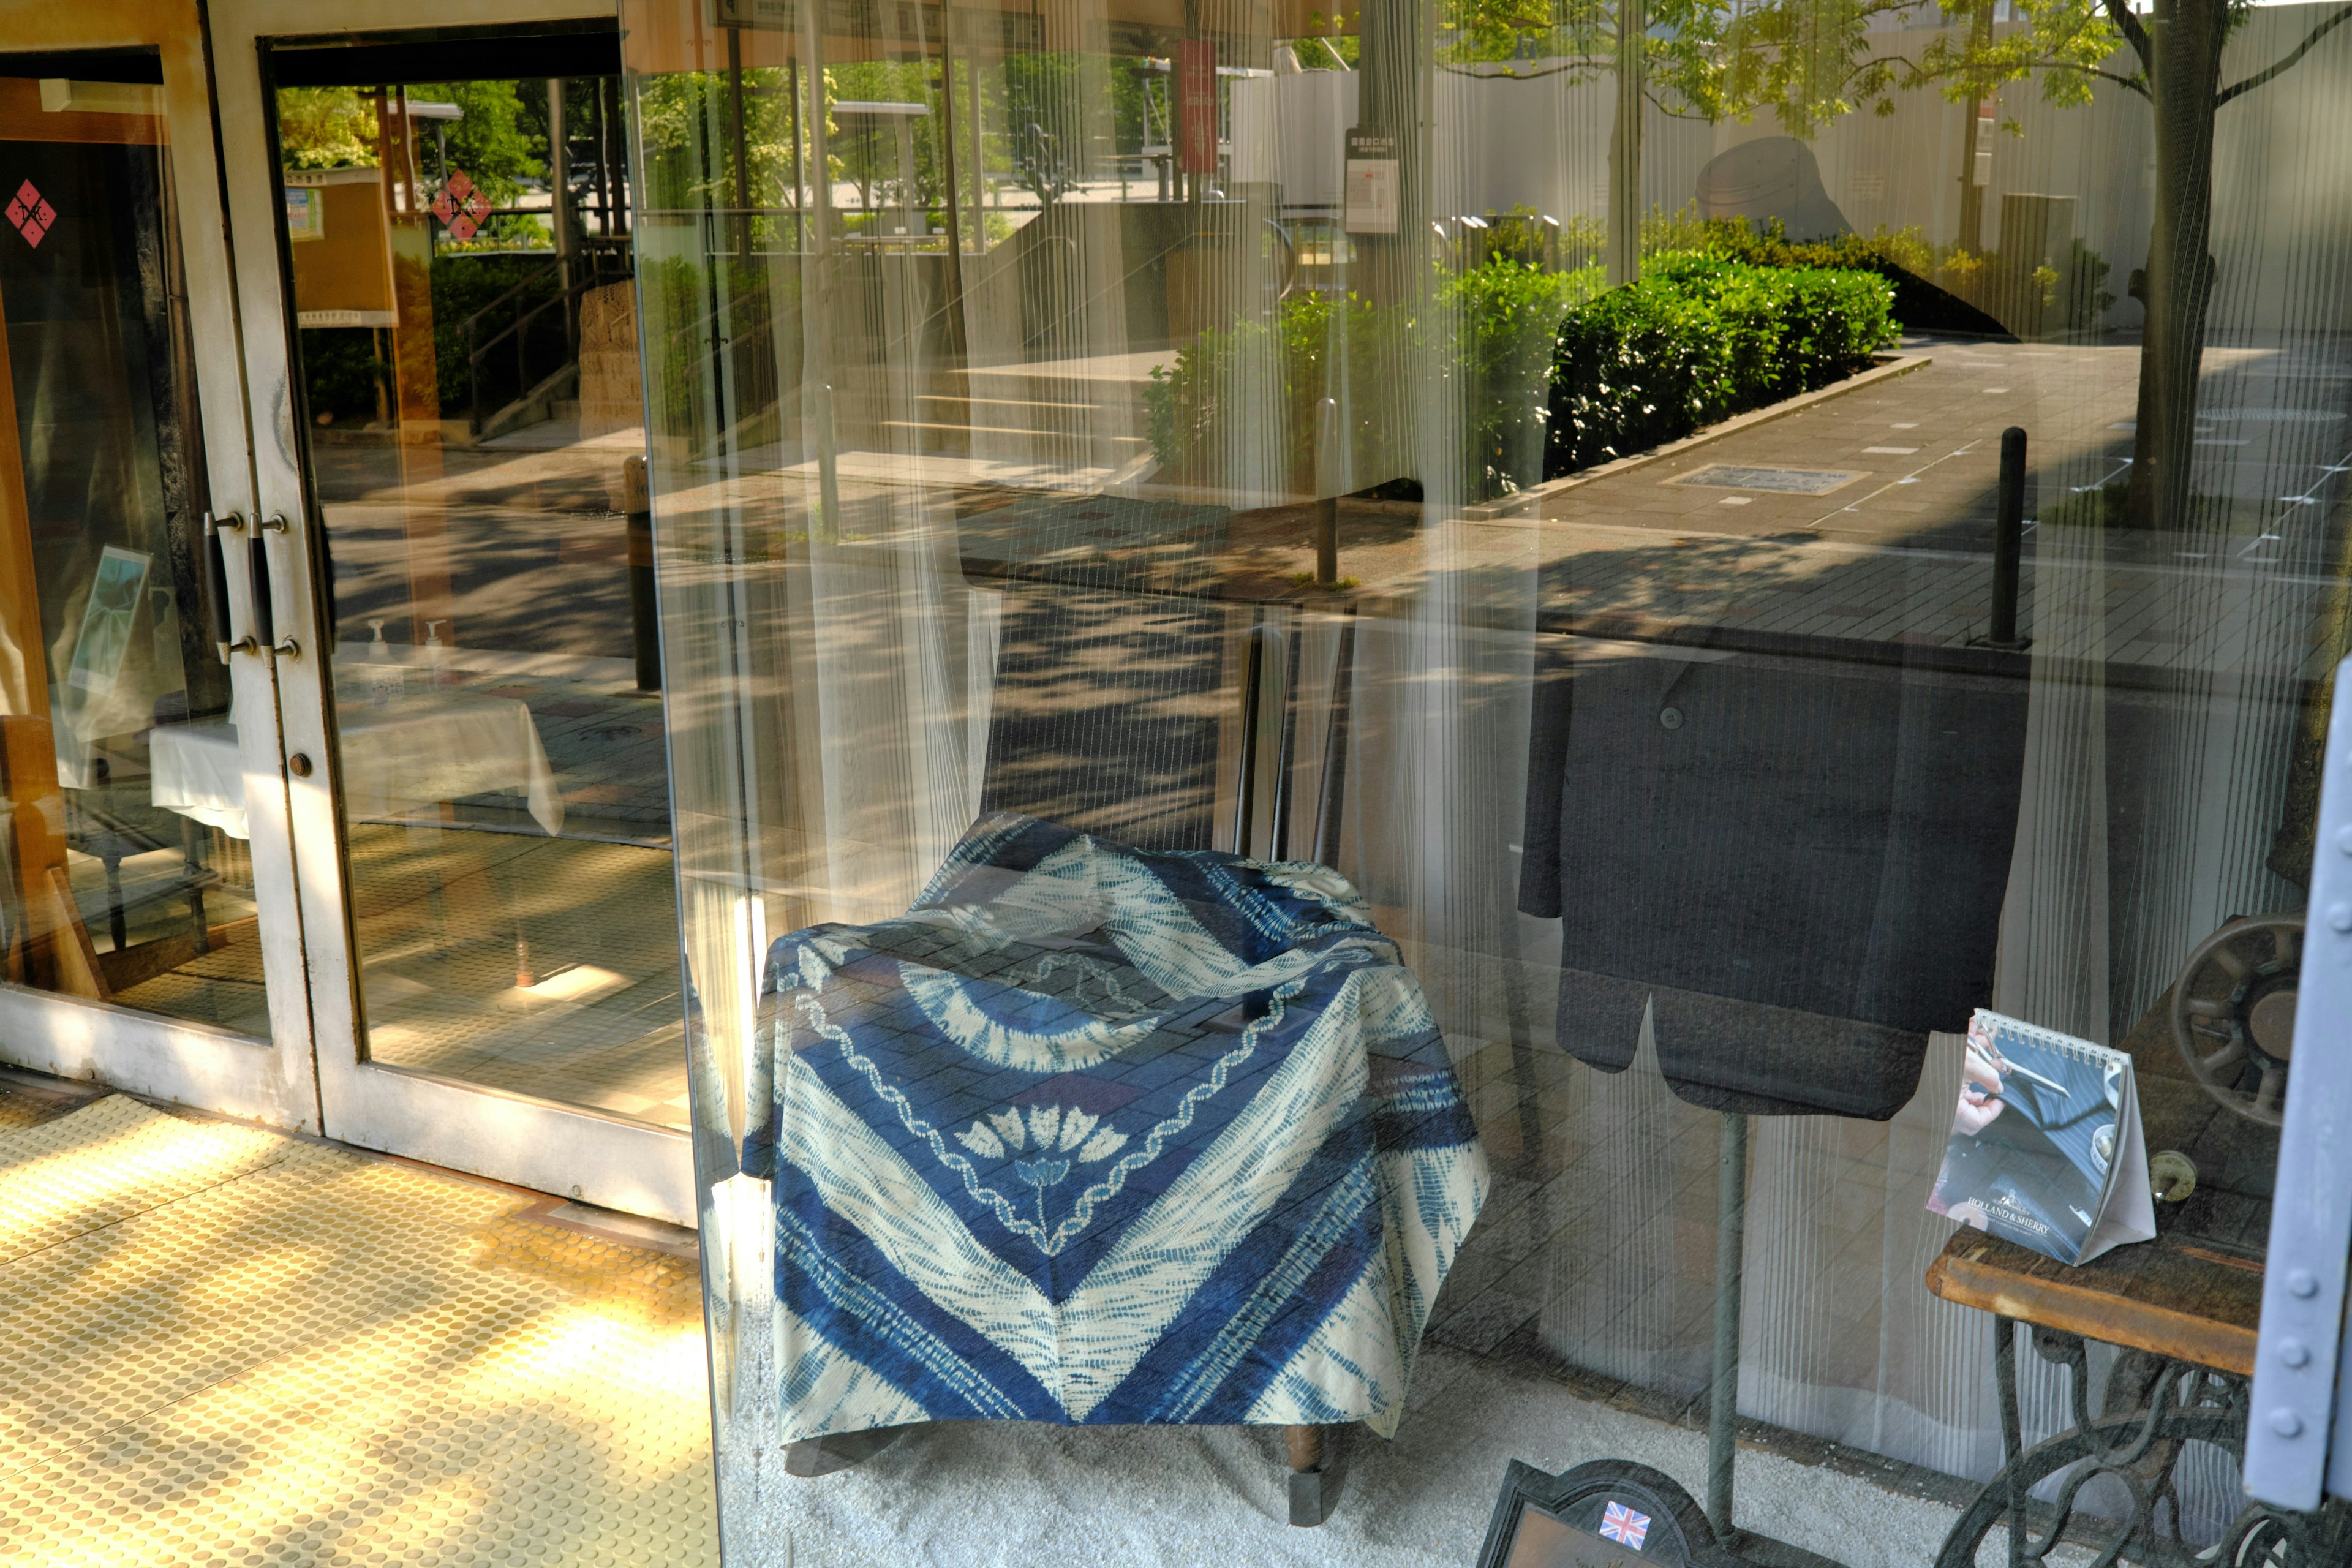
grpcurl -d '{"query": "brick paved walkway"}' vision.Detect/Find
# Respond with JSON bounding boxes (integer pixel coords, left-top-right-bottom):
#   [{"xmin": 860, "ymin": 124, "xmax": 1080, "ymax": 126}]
[{"xmin": 1188, "ymin": 335, "xmax": 2352, "ymax": 680}]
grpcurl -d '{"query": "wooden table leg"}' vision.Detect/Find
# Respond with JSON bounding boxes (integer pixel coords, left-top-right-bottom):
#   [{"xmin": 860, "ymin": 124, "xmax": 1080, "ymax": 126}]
[{"xmin": 1286, "ymin": 1423, "xmax": 1335, "ymax": 1528}]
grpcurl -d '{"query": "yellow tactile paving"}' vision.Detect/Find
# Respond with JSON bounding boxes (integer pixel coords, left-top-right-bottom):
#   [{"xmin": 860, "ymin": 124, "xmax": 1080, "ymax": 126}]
[
  {"xmin": 0, "ymin": 1095, "xmax": 293, "ymax": 1265},
  {"xmin": 0, "ymin": 1098, "xmax": 717, "ymax": 1567}
]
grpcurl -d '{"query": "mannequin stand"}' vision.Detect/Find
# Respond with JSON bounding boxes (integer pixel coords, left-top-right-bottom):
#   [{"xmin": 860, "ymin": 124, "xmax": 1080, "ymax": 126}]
[
  {"xmin": 1568, "ymin": 1110, "xmax": 1844, "ymax": 1568},
  {"xmin": 1700, "ymin": 1110, "xmax": 1844, "ymax": 1568}
]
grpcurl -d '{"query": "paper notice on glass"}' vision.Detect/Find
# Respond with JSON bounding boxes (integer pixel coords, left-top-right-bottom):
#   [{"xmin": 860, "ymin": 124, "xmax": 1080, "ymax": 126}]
[
  {"xmin": 1927, "ymin": 1009, "xmax": 2155, "ymax": 1265},
  {"xmin": 1344, "ymin": 129, "xmax": 1398, "ymax": 235}
]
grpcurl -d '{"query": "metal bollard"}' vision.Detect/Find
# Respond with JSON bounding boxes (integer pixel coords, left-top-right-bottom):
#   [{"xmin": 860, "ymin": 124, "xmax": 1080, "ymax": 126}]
[
  {"xmin": 622, "ymin": 454, "xmax": 660, "ymax": 690},
  {"xmin": 1986, "ymin": 426, "xmax": 2029, "ymax": 650},
  {"xmin": 1314, "ymin": 397, "xmax": 1341, "ymax": 586}
]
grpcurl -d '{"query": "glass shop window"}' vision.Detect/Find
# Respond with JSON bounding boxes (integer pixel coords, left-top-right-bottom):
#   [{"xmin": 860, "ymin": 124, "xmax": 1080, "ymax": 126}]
[{"xmin": 619, "ymin": 1, "xmax": 2352, "ymax": 1560}]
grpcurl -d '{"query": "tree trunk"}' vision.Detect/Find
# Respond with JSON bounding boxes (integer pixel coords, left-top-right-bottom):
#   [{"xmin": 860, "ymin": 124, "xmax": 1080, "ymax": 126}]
[
  {"xmin": 1607, "ymin": 0, "xmax": 1645, "ymax": 287},
  {"xmin": 2127, "ymin": 0, "xmax": 2229, "ymax": 532},
  {"xmin": 1956, "ymin": 2, "xmax": 1996, "ymax": 255}
]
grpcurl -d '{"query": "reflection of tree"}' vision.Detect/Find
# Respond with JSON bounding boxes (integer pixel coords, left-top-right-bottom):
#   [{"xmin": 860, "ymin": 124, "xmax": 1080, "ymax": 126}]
[
  {"xmin": 829, "ymin": 61, "xmax": 941, "ymax": 213},
  {"xmin": 636, "ymin": 69, "xmax": 817, "ymax": 235},
  {"xmin": 275, "ymin": 82, "xmax": 545, "ymax": 206},
  {"xmin": 1419, "ymin": 0, "xmax": 2352, "ymax": 533},
  {"xmin": 277, "ymin": 88, "xmax": 379, "ymax": 170},
  {"xmin": 1903, "ymin": 0, "xmax": 2352, "ymax": 533},
  {"xmin": 402, "ymin": 80, "xmax": 546, "ymax": 206}
]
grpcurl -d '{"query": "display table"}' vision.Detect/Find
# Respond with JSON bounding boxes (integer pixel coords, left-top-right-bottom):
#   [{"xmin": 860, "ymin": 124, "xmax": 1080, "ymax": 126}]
[
  {"xmin": 148, "ymin": 692, "xmax": 564, "ymax": 838},
  {"xmin": 747, "ymin": 812, "xmax": 1488, "ymax": 1476},
  {"xmin": 1923, "ymin": 1009, "xmax": 2349, "ymax": 1564},
  {"xmin": 1920, "ymin": 1229, "xmax": 2352, "ymax": 1566}
]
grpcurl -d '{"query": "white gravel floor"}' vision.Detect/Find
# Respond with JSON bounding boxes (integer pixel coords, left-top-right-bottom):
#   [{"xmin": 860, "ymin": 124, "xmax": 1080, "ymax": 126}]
[{"xmin": 716, "ymin": 1336, "xmax": 2020, "ymax": 1568}]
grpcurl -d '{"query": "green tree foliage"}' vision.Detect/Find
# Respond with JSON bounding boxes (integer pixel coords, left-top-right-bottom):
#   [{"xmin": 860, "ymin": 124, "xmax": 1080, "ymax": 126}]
[
  {"xmin": 404, "ymin": 80, "xmax": 546, "ymax": 205},
  {"xmin": 276, "ymin": 83, "xmax": 546, "ymax": 202},
  {"xmin": 277, "ymin": 88, "xmax": 377, "ymax": 169},
  {"xmin": 829, "ymin": 61, "xmax": 943, "ymax": 211},
  {"xmin": 635, "ymin": 69, "xmax": 817, "ymax": 242},
  {"xmin": 630, "ymin": 52, "xmax": 1150, "ymax": 238}
]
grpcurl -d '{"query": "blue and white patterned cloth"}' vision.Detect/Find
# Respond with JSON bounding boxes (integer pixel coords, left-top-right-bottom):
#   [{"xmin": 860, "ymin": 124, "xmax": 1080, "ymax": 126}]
[{"xmin": 745, "ymin": 812, "xmax": 1488, "ymax": 1444}]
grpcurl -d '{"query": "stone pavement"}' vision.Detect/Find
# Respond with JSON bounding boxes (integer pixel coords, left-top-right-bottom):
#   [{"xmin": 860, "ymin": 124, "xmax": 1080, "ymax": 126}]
[
  {"xmin": 0, "ymin": 1072, "xmax": 715, "ymax": 1568},
  {"xmin": 1199, "ymin": 336, "xmax": 2352, "ymax": 682}
]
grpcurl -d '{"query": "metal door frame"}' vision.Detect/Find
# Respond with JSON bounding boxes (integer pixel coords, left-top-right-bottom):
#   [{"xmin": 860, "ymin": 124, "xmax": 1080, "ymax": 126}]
[
  {"xmin": 0, "ymin": 0, "xmax": 323, "ymax": 1131},
  {"xmin": 205, "ymin": 0, "xmax": 693, "ymax": 1223}
]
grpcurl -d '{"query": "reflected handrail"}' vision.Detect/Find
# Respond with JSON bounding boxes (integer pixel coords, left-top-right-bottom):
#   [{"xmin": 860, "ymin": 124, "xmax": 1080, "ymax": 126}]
[{"xmin": 462, "ymin": 244, "xmax": 633, "ymax": 435}]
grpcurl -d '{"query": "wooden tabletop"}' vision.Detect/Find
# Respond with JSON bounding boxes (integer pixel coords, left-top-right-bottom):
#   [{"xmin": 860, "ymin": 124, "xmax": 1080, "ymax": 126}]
[{"xmin": 1923, "ymin": 991, "xmax": 2280, "ymax": 1378}]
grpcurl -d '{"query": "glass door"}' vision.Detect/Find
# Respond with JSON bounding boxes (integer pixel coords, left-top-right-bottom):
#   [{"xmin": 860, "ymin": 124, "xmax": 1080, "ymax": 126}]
[
  {"xmin": 207, "ymin": 1, "xmax": 693, "ymax": 1223},
  {"xmin": 0, "ymin": 17, "xmax": 320, "ymax": 1128}
]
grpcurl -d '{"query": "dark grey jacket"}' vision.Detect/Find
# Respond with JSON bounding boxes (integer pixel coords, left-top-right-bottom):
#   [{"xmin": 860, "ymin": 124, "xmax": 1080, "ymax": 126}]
[{"xmin": 1518, "ymin": 633, "xmax": 2028, "ymax": 1120}]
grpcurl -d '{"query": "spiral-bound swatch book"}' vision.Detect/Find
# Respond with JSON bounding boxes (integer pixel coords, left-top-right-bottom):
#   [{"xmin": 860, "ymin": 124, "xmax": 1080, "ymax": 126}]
[{"xmin": 1927, "ymin": 1009, "xmax": 2156, "ymax": 1265}]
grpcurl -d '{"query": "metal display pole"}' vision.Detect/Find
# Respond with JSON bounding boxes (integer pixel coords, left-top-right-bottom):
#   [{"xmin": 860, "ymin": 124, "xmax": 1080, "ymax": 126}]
[
  {"xmin": 1709, "ymin": 1110, "xmax": 1749, "ymax": 1539},
  {"xmin": 1700, "ymin": 1111, "xmax": 1845, "ymax": 1568}
]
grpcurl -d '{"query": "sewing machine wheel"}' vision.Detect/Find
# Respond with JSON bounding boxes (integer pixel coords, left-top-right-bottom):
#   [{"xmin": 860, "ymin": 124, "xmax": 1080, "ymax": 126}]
[{"xmin": 2168, "ymin": 913, "xmax": 2302, "ymax": 1127}]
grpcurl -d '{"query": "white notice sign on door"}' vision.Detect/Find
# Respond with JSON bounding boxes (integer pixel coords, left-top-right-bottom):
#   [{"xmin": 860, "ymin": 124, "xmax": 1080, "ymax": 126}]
[{"xmin": 1344, "ymin": 129, "xmax": 1398, "ymax": 235}]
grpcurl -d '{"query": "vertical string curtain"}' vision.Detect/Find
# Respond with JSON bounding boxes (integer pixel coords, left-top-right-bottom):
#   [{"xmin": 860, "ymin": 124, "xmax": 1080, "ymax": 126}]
[{"xmin": 624, "ymin": 2, "xmax": 2352, "ymax": 1555}]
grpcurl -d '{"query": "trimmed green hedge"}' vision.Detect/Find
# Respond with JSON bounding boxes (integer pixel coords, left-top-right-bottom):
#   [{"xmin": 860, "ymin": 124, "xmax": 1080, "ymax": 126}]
[
  {"xmin": 1145, "ymin": 244, "xmax": 1898, "ymax": 498},
  {"xmin": 1544, "ymin": 252, "xmax": 1898, "ymax": 477},
  {"xmin": 1144, "ymin": 258, "xmax": 1599, "ymax": 500}
]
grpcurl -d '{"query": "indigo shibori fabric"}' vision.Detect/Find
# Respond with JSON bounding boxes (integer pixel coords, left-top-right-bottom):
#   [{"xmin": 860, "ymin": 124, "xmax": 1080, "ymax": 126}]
[{"xmin": 744, "ymin": 812, "xmax": 1488, "ymax": 1443}]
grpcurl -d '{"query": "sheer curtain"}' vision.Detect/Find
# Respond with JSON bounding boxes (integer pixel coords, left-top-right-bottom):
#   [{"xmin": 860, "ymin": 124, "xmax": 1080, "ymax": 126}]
[{"xmin": 621, "ymin": 3, "xmax": 2352, "ymax": 1561}]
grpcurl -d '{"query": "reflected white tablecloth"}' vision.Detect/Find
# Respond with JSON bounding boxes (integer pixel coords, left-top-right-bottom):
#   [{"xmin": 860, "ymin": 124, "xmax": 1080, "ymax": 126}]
[{"xmin": 149, "ymin": 693, "xmax": 564, "ymax": 839}]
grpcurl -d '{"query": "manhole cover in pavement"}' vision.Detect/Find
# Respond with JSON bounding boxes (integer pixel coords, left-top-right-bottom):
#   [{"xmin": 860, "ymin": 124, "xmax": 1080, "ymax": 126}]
[{"xmin": 1669, "ymin": 463, "xmax": 1865, "ymax": 495}]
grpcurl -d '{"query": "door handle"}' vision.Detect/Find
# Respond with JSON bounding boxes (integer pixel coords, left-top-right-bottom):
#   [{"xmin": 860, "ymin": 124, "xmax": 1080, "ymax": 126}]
[
  {"xmin": 202, "ymin": 510, "xmax": 258, "ymax": 660},
  {"xmin": 248, "ymin": 535, "xmax": 273, "ymax": 647},
  {"xmin": 248, "ymin": 535, "xmax": 298, "ymax": 660}
]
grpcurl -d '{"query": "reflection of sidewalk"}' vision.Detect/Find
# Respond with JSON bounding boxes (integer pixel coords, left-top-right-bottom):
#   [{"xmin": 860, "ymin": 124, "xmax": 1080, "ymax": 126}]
[
  {"xmin": 1205, "ymin": 337, "xmax": 2351, "ymax": 676},
  {"xmin": 0, "ymin": 1082, "xmax": 713, "ymax": 1567}
]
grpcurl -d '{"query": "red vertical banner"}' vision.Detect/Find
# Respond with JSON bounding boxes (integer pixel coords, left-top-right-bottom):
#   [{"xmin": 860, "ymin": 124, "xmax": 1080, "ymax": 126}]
[{"xmin": 1177, "ymin": 40, "xmax": 1217, "ymax": 176}]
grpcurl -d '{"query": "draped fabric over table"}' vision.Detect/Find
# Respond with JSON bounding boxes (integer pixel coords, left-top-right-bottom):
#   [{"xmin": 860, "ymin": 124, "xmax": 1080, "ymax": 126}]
[{"xmin": 745, "ymin": 813, "xmax": 1489, "ymax": 1444}]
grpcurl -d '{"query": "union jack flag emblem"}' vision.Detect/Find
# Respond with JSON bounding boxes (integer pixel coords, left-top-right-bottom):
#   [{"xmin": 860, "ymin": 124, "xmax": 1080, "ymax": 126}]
[{"xmin": 1599, "ymin": 1499, "xmax": 1650, "ymax": 1549}]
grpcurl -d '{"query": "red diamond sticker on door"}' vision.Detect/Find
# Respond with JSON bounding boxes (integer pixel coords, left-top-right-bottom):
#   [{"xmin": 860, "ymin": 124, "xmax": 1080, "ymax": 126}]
[
  {"xmin": 7, "ymin": 179, "xmax": 53, "ymax": 249},
  {"xmin": 434, "ymin": 168, "xmax": 492, "ymax": 243}
]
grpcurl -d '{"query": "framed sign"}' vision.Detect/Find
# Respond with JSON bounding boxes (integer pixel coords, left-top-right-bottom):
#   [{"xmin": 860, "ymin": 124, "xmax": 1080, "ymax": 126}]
[
  {"xmin": 1475, "ymin": 1460, "xmax": 1749, "ymax": 1567},
  {"xmin": 1343, "ymin": 128, "xmax": 1397, "ymax": 235}
]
